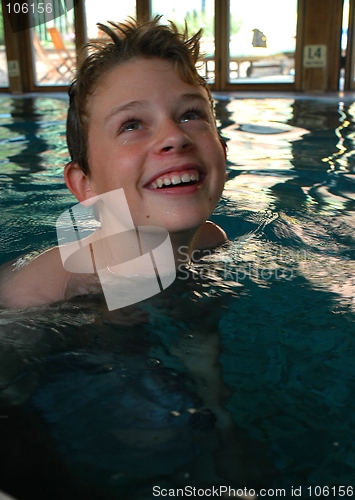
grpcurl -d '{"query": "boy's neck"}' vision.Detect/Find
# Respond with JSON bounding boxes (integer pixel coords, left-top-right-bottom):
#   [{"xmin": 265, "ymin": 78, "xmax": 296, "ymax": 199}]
[{"xmin": 170, "ymin": 228, "xmax": 202, "ymax": 267}]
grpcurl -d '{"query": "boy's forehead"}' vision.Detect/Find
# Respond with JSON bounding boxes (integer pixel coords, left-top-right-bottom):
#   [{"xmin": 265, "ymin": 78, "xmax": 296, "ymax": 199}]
[
  {"xmin": 101, "ymin": 93, "xmax": 210, "ymax": 127},
  {"xmin": 91, "ymin": 57, "xmax": 210, "ymax": 103}
]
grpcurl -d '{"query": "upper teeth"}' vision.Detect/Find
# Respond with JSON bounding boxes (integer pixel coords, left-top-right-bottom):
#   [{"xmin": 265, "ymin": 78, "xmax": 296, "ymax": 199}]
[{"xmin": 151, "ymin": 172, "xmax": 199, "ymax": 189}]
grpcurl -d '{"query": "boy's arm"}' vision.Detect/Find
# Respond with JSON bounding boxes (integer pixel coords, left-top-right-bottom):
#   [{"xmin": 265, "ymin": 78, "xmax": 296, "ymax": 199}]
[{"xmin": 0, "ymin": 248, "xmax": 72, "ymax": 309}]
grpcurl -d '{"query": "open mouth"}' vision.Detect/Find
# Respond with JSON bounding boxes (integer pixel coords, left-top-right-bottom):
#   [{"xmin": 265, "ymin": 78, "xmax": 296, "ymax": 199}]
[{"xmin": 147, "ymin": 169, "xmax": 201, "ymax": 190}]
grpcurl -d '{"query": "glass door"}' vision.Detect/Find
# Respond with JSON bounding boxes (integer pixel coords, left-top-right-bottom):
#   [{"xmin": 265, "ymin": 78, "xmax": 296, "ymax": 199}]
[
  {"xmin": 151, "ymin": 0, "xmax": 215, "ymax": 84},
  {"xmin": 31, "ymin": 0, "xmax": 76, "ymax": 86},
  {"xmin": 226, "ymin": 0, "xmax": 298, "ymax": 87}
]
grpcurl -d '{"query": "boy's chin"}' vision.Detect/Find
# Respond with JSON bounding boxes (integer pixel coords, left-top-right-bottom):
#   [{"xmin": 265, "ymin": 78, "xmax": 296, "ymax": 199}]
[
  {"xmin": 162, "ymin": 223, "xmax": 210, "ymax": 245},
  {"xmin": 135, "ymin": 215, "xmax": 206, "ymax": 236}
]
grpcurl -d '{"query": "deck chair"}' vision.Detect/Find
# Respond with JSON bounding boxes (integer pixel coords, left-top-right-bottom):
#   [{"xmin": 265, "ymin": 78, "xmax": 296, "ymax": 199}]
[
  {"xmin": 33, "ymin": 32, "xmax": 70, "ymax": 83},
  {"xmin": 47, "ymin": 26, "xmax": 76, "ymax": 78}
]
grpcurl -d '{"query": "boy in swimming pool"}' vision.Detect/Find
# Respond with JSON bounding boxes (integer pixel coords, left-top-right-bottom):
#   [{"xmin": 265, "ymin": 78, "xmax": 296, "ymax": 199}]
[{"xmin": 0, "ymin": 18, "xmax": 227, "ymax": 309}]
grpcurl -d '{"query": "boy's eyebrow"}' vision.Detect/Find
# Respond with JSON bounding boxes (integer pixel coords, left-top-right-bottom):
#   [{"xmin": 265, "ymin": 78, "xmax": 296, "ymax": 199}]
[
  {"xmin": 105, "ymin": 100, "xmax": 147, "ymax": 122},
  {"xmin": 104, "ymin": 93, "xmax": 209, "ymax": 123},
  {"xmin": 180, "ymin": 93, "xmax": 211, "ymax": 107}
]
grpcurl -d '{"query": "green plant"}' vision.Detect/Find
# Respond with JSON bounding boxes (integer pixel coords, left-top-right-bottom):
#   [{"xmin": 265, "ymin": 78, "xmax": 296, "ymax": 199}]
[
  {"xmin": 172, "ymin": 9, "xmax": 214, "ymax": 38},
  {"xmin": 230, "ymin": 14, "xmax": 242, "ymax": 36},
  {"xmin": 170, "ymin": 9, "xmax": 242, "ymax": 39}
]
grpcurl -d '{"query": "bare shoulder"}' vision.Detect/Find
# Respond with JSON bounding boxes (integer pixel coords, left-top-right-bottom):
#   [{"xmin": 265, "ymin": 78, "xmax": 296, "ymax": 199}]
[
  {"xmin": 194, "ymin": 221, "xmax": 228, "ymax": 251},
  {"xmin": 0, "ymin": 247, "xmax": 72, "ymax": 309}
]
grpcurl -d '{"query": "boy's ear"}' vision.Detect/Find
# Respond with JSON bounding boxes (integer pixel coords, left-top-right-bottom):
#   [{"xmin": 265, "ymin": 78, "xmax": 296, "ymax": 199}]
[{"xmin": 64, "ymin": 162, "xmax": 93, "ymax": 202}]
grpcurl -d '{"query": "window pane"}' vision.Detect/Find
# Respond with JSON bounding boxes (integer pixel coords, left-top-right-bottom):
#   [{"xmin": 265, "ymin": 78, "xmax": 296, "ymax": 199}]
[
  {"xmin": 229, "ymin": 0, "xmax": 297, "ymax": 84},
  {"xmin": 0, "ymin": 2, "xmax": 9, "ymax": 87},
  {"xmin": 151, "ymin": 0, "xmax": 215, "ymax": 84},
  {"xmin": 32, "ymin": 1, "xmax": 76, "ymax": 86},
  {"xmin": 85, "ymin": 0, "xmax": 136, "ymax": 40}
]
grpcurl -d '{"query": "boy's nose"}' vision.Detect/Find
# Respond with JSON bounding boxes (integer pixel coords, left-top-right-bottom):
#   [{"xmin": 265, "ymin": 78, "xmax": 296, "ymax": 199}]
[{"xmin": 155, "ymin": 120, "xmax": 193, "ymax": 154}]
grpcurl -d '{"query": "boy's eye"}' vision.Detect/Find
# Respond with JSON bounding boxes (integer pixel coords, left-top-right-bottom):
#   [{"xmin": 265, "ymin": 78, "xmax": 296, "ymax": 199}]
[
  {"xmin": 120, "ymin": 120, "xmax": 142, "ymax": 133},
  {"xmin": 180, "ymin": 109, "xmax": 206, "ymax": 123}
]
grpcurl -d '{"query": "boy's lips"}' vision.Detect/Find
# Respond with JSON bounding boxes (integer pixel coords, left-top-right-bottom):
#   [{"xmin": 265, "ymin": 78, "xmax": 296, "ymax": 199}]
[{"xmin": 144, "ymin": 165, "xmax": 205, "ymax": 190}]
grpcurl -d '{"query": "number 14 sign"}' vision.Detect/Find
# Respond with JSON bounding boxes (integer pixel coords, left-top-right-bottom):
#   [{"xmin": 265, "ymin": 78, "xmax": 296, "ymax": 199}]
[{"xmin": 303, "ymin": 45, "xmax": 327, "ymax": 68}]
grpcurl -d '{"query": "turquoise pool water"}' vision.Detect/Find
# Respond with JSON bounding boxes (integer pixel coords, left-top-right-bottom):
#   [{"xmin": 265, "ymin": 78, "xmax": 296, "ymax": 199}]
[{"xmin": 0, "ymin": 95, "xmax": 355, "ymax": 499}]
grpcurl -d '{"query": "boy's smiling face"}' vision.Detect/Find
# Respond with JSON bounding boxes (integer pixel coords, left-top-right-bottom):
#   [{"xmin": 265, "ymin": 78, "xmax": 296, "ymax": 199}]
[{"xmin": 72, "ymin": 58, "xmax": 226, "ymax": 234}]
